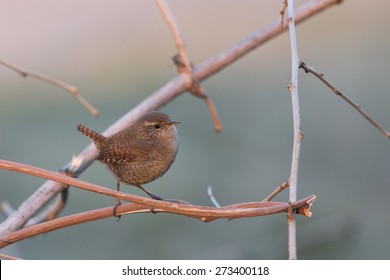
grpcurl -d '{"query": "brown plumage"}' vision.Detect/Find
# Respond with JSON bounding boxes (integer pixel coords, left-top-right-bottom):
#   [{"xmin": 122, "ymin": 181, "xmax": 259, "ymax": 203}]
[{"xmin": 76, "ymin": 111, "xmax": 180, "ymax": 200}]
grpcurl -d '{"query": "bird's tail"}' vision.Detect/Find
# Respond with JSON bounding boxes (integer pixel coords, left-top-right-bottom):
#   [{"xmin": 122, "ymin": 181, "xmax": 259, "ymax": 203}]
[{"xmin": 76, "ymin": 124, "xmax": 106, "ymax": 151}]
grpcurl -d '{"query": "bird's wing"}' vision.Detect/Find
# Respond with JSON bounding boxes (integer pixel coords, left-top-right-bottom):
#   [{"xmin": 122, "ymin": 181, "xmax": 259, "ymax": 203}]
[{"xmin": 97, "ymin": 139, "xmax": 152, "ymax": 163}]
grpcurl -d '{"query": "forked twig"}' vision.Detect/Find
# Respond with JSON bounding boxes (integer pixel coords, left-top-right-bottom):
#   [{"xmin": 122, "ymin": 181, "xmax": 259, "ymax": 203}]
[
  {"xmin": 299, "ymin": 61, "xmax": 390, "ymax": 139},
  {"xmin": 156, "ymin": 0, "xmax": 223, "ymax": 132},
  {"xmin": 173, "ymin": 55, "xmax": 223, "ymax": 132},
  {"xmin": 0, "ymin": 59, "xmax": 99, "ymax": 117}
]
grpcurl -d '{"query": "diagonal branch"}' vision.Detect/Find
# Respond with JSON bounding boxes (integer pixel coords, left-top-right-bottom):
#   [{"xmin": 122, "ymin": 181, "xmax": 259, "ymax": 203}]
[
  {"xmin": 299, "ymin": 61, "xmax": 390, "ymax": 139},
  {"xmin": 0, "ymin": 0, "xmax": 341, "ymax": 237},
  {"xmin": 0, "ymin": 59, "xmax": 99, "ymax": 117},
  {"xmin": 262, "ymin": 181, "xmax": 289, "ymax": 202}
]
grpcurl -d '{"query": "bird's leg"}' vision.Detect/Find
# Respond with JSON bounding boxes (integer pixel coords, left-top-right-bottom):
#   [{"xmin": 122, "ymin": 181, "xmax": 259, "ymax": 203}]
[
  {"xmin": 137, "ymin": 185, "xmax": 163, "ymax": 200},
  {"xmin": 112, "ymin": 180, "xmax": 122, "ymax": 220},
  {"xmin": 137, "ymin": 185, "xmax": 163, "ymax": 214}
]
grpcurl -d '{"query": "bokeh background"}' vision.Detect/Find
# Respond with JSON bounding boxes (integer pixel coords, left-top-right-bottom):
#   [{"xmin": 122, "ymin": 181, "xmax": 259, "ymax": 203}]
[{"xmin": 0, "ymin": 0, "xmax": 389, "ymax": 259}]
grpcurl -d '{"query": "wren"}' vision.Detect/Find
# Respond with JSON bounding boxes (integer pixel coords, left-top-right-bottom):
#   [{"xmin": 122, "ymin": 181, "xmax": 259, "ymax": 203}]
[{"xmin": 76, "ymin": 111, "xmax": 180, "ymax": 206}]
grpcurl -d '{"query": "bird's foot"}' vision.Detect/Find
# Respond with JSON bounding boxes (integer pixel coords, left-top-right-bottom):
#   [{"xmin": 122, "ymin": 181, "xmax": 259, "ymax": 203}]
[{"xmin": 113, "ymin": 199, "xmax": 122, "ymax": 221}]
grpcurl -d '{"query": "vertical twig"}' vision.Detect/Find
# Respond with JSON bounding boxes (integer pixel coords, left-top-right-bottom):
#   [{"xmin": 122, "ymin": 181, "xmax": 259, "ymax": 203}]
[
  {"xmin": 280, "ymin": 0, "xmax": 288, "ymax": 30},
  {"xmin": 286, "ymin": 0, "xmax": 302, "ymax": 260},
  {"xmin": 155, "ymin": 0, "xmax": 193, "ymax": 80},
  {"xmin": 155, "ymin": 0, "xmax": 190, "ymax": 70}
]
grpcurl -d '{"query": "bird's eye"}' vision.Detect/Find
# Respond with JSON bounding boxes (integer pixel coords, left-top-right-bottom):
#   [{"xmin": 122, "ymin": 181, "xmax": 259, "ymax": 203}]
[{"xmin": 154, "ymin": 123, "xmax": 161, "ymax": 129}]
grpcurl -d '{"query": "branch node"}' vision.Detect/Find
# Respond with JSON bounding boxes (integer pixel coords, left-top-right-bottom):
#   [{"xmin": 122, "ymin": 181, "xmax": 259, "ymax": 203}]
[
  {"xmin": 287, "ymin": 201, "xmax": 294, "ymax": 222},
  {"xmin": 172, "ymin": 55, "xmax": 223, "ymax": 133},
  {"xmin": 287, "ymin": 83, "xmax": 294, "ymax": 93}
]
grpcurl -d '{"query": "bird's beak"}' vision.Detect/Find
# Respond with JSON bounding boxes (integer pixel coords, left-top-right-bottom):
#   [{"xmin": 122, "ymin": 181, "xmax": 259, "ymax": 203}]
[{"xmin": 168, "ymin": 119, "xmax": 180, "ymax": 125}]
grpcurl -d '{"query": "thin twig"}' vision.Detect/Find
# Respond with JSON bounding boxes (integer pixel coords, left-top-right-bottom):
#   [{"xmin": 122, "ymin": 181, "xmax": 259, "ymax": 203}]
[
  {"xmin": 280, "ymin": 0, "xmax": 288, "ymax": 30},
  {"xmin": 263, "ymin": 181, "xmax": 289, "ymax": 202},
  {"xmin": 155, "ymin": 0, "xmax": 192, "ymax": 74},
  {"xmin": 286, "ymin": 0, "xmax": 301, "ymax": 260},
  {"xmin": 203, "ymin": 96, "xmax": 223, "ymax": 133},
  {"xmin": 0, "ymin": 59, "xmax": 99, "ymax": 117},
  {"xmin": 207, "ymin": 186, "xmax": 222, "ymax": 208},
  {"xmin": 0, "ymin": 0, "xmax": 341, "ymax": 237},
  {"xmin": 299, "ymin": 61, "xmax": 390, "ymax": 139}
]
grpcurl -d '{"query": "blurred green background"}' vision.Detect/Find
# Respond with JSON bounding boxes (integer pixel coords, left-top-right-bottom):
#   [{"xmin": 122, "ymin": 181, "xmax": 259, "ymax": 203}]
[{"xmin": 0, "ymin": 0, "xmax": 389, "ymax": 259}]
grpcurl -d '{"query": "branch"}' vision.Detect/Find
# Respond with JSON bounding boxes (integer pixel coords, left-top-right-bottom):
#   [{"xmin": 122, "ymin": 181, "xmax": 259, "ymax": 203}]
[
  {"xmin": 286, "ymin": 0, "xmax": 302, "ymax": 260},
  {"xmin": 262, "ymin": 181, "xmax": 289, "ymax": 202},
  {"xmin": 299, "ymin": 61, "xmax": 390, "ymax": 139},
  {"xmin": 280, "ymin": 0, "xmax": 288, "ymax": 30},
  {"xmin": 0, "ymin": 190, "xmax": 67, "ymax": 226},
  {"xmin": 0, "ymin": 159, "xmax": 316, "ymax": 246},
  {"xmin": 0, "ymin": 59, "xmax": 99, "ymax": 117},
  {"xmin": 155, "ymin": 0, "xmax": 192, "ymax": 74},
  {"xmin": 173, "ymin": 55, "xmax": 223, "ymax": 132},
  {"xmin": 0, "ymin": 159, "xmax": 314, "ymax": 218},
  {"xmin": 0, "ymin": 0, "xmax": 341, "ymax": 236},
  {"xmin": 0, "ymin": 193, "xmax": 316, "ymax": 249}
]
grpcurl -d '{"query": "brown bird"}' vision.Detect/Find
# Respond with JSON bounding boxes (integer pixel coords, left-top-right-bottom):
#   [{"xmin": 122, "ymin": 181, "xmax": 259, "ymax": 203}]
[{"xmin": 76, "ymin": 111, "xmax": 180, "ymax": 206}]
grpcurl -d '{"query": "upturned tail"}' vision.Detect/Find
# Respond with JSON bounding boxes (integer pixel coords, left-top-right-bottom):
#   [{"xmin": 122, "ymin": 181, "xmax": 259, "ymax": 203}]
[{"xmin": 76, "ymin": 124, "xmax": 107, "ymax": 151}]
